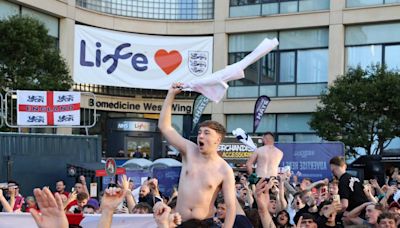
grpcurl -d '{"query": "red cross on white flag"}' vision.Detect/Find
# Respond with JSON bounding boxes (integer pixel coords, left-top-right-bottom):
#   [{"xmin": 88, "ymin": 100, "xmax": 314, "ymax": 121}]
[{"xmin": 17, "ymin": 90, "xmax": 81, "ymax": 126}]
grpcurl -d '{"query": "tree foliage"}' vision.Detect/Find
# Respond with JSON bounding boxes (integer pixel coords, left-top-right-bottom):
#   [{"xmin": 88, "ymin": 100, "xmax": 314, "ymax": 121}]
[
  {"xmin": 0, "ymin": 15, "xmax": 73, "ymax": 92},
  {"xmin": 310, "ymin": 65, "xmax": 400, "ymax": 157}
]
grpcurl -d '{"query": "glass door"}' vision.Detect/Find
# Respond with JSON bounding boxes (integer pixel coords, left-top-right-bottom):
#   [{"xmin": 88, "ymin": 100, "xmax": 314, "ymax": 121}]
[{"xmin": 125, "ymin": 137, "xmax": 153, "ymax": 159}]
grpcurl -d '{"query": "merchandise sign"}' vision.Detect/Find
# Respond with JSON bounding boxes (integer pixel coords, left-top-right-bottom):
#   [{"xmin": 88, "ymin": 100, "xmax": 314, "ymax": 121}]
[
  {"xmin": 74, "ymin": 25, "xmax": 213, "ymax": 89},
  {"xmin": 17, "ymin": 90, "xmax": 80, "ymax": 126}
]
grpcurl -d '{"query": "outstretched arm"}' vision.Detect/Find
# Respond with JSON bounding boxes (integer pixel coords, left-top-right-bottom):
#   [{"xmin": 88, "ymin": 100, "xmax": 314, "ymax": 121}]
[
  {"xmin": 158, "ymin": 83, "xmax": 191, "ymax": 157},
  {"xmin": 0, "ymin": 189, "xmax": 13, "ymax": 212},
  {"xmin": 98, "ymin": 187, "xmax": 126, "ymax": 228},
  {"xmin": 222, "ymin": 167, "xmax": 236, "ymax": 228},
  {"xmin": 255, "ymin": 179, "xmax": 276, "ymax": 228}
]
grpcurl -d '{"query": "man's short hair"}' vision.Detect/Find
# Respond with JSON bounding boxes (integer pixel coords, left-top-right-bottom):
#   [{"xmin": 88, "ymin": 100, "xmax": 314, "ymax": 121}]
[
  {"xmin": 8, "ymin": 180, "xmax": 19, "ymax": 187},
  {"xmin": 198, "ymin": 120, "xmax": 226, "ymax": 140},
  {"xmin": 329, "ymin": 156, "xmax": 346, "ymax": 167},
  {"xmin": 82, "ymin": 204, "xmax": 95, "ymax": 211},
  {"xmin": 302, "ymin": 177, "xmax": 313, "ymax": 183},
  {"xmin": 263, "ymin": 132, "xmax": 274, "ymax": 138},
  {"xmin": 56, "ymin": 180, "xmax": 66, "ymax": 185},
  {"xmin": 330, "ymin": 179, "xmax": 339, "ymax": 186},
  {"xmin": 77, "ymin": 192, "xmax": 89, "ymax": 201},
  {"xmin": 134, "ymin": 202, "xmax": 153, "ymax": 213},
  {"xmin": 378, "ymin": 212, "xmax": 397, "ymax": 224}
]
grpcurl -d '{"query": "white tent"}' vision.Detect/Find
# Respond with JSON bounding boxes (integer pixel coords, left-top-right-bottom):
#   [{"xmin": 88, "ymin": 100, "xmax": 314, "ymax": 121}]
[
  {"xmin": 151, "ymin": 158, "xmax": 182, "ymax": 168},
  {"xmin": 121, "ymin": 158, "xmax": 153, "ymax": 169}
]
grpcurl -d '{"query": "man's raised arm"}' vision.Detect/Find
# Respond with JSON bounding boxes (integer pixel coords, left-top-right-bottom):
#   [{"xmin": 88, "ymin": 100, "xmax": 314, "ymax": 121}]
[{"xmin": 158, "ymin": 83, "xmax": 189, "ymax": 156}]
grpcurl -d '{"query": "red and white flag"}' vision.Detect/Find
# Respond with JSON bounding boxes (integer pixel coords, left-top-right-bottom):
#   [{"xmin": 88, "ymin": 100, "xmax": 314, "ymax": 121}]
[
  {"xmin": 0, "ymin": 213, "xmax": 157, "ymax": 228},
  {"xmin": 17, "ymin": 90, "xmax": 81, "ymax": 126}
]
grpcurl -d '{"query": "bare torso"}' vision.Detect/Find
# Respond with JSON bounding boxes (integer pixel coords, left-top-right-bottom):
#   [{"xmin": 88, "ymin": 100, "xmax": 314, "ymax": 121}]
[
  {"xmin": 176, "ymin": 143, "xmax": 228, "ymax": 221},
  {"xmin": 255, "ymin": 145, "xmax": 283, "ymax": 178}
]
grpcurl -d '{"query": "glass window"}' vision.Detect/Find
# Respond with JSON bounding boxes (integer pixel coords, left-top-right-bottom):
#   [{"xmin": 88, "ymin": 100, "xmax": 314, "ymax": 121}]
[
  {"xmin": 21, "ymin": 7, "xmax": 58, "ymax": 38},
  {"xmin": 280, "ymin": 0, "xmax": 298, "ymax": 13},
  {"xmin": 230, "ymin": 4, "xmax": 261, "ymax": 17},
  {"xmin": 171, "ymin": 115, "xmax": 183, "ymax": 134},
  {"xmin": 0, "ymin": 0, "xmax": 19, "ymax": 19},
  {"xmin": 279, "ymin": 52, "xmax": 295, "ymax": 82},
  {"xmin": 346, "ymin": 45, "xmax": 382, "ymax": 69},
  {"xmin": 227, "ymin": 114, "xmax": 276, "ymax": 134},
  {"xmin": 299, "ymin": 0, "xmax": 329, "ymax": 11},
  {"xmin": 260, "ymin": 54, "xmax": 276, "ymax": 83},
  {"xmin": 280, "ymin": 28, "xmax": 329, "ymax": 49},
  {"xmin": 259, "ymin": 85, "xmax": 277, "ymax": 97},
  {"xmin": 229, "ymin": 53, "xmax": 259, "ymax": 86},
  {"xmin": 297, "ymin": 83, "xmax": 327, "ymax": 96},
  {"xmin": 229, "ymin": 32, "xmax": 278, "ymax": 52},
  {"xmin": 261, "ymin": 1, "xmax": 279, "ymax": 15},
  {"xmin": 297, "ymin": 49, "xmax": 328, "ymax": 83},
  {"xmin": 77, "ymin": 0, "xmax": 214, "ymax": 20},
  {"xmin": 277, "ymin": 114, "xmax": 313, "ymax": 133},
  {"xmin": 346, "ymin": 0, "xmax": 383, "ymax": 8},
  {"xmin": 278, "ymin": 134, "xmax": 294, "ymax": 142},
  {"xmin": 295, "ymin": 133, "xmax": 322, "ymax": 142},
  {"xmin": 385, "ymin": 0, "xmax": 400, "ymax": 3},
  {"xmin": 278, "ymin": 84, "xmax": 295, "ymax": 96},
  {"xmin": 345, "ymin": 23, "xmax": 400, "ymax": 46},
  {"xmin": 227, "ymin": 115, "xmax": 253, "ymax": 133},
  {"xmin": 227, "ymin": 86, "xmax": 259, "ymax": 98},
  {"xmin": 385, "ymin": 45, "xmax": 400, "ymax": 71}
]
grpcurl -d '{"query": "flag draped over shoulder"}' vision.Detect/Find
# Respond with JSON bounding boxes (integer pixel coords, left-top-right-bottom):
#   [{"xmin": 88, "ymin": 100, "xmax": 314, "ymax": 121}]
[{"xmin": 182, "ymin": 38, "xmax": 279, "ymax": 103}]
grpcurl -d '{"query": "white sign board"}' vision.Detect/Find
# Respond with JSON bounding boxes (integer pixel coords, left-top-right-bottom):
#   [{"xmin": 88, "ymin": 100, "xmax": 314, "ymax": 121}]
[{"xmin": 74, "ymin": 25, "xmax": 213, "ymax": 89}]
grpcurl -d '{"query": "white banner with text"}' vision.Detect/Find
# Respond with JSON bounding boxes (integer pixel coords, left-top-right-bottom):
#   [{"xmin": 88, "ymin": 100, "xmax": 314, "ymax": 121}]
[{"xmin": 74, "ymin": 25, "xmax": 213, "ymax": 89}]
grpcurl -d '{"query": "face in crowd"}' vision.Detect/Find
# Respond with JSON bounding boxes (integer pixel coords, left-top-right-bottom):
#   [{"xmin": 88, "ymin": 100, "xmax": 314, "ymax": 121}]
[
  {"xmin": 216, "ymin": 203, "xmax": 226, "ymax": 220},
  {"xmin": 276, "ymin": 210, "xmax": 290, "ymax": 226},
  {"xmin": 299, "ymin": 218, "xmax": 317, "ymax": 228},
  {"xmin": 365, "ymin": 204, "xmax": 382, "ymax": 225},
  {"xmin": 139, "ymin": 185, "xmax": 150, "ymax": 198},
  {"xmin": 197, "ymin": 126, "xmax": 222, "ymax": 153},
  {"xmin": 379, "ymin": 218, "xmax": 396, "ymax": 228},
  {"xmin": 56, "ymin": 181, "xmax": 66, "ymax": 193},
  {"xmin": 74, "ymin": 183, "xmax": 84, "ymax": 193}
]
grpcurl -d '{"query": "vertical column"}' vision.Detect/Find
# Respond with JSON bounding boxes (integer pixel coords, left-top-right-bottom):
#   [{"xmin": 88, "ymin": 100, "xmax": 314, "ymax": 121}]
[
  {"xmin": 57, "ymin": 0, "xmax": 76, "ymax": 135},
  {"xmin": 210, "ymin": 0, "xmax": 228, "ymax": 125},
  {"xmin": 328, "ymin": 0, "xmax": 345, "ymax": 85}
]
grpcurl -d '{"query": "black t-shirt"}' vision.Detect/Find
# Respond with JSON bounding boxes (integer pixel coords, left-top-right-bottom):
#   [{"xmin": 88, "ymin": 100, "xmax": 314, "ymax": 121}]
[{"xmin": 338, "ymin": 173, "xmax": 368, "ymax": 211}]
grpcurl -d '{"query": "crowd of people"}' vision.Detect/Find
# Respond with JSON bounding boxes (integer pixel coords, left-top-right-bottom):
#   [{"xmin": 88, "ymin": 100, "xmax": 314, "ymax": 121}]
[
  {"xmin": 1, "ymin": 84, "xmax": 399, "ymax": 228},
  {"xmin": 1, "ymin": 158, "xmax": 399, "ymax": 228}
]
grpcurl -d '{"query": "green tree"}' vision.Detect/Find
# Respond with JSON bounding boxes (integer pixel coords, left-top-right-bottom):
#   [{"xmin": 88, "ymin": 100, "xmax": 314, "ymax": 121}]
[
  {"xmin": 0, "ymin": 15, "xmax": 73, "ymax": 131},
  {"xmin": 310, "ymin": 65, "xmax": 400, "ymax": 157},
  {"xmin": 0, "ymin": 15, "xmax": 72, "ymax": 92}
]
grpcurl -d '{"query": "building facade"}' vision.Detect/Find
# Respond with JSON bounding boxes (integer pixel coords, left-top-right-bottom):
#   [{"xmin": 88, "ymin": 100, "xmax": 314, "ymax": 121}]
[{"xmin": 1, "ymin": 0, "xmax": 399, "ymax": 158}]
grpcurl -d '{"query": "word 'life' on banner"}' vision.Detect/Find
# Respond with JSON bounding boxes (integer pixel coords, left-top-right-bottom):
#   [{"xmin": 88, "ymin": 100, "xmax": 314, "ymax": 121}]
[
  {"xmin": 17, "ymin": 90, "xmax": 81, "ymax": 126},
  {"xmin": 74, "ymin": 25, "xmax": 213, "ymax": 90}
]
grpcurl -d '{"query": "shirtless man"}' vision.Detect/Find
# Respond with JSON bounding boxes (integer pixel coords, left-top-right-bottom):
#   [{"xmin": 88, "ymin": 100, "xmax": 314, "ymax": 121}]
[
  {"xmin": 158, "ymin": 82, "xmax": 236, "ymax": 227},
  {"xmin": 246, "ymin": 132, "xmax": 283, "ymax": 178}
]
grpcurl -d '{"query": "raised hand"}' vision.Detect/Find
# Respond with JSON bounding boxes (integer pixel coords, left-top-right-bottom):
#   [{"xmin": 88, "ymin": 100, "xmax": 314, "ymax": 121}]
[
  {"xmin": 100, "ymin": 187, "xmax": 126, "ymax": 211},
  {"xmin": 119, "ymin": 175, "xmax": 130, "ymax": 191},
  {"xmin": 30, "ymin": 187, "xmax": 68, "ymax": 228}
]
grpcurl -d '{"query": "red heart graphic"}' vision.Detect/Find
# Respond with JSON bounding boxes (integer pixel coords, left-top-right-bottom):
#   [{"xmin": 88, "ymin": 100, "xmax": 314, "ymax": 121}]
[{"xmin": 154, "ymin": 49, "xmax": 182, "ymax": 75}]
